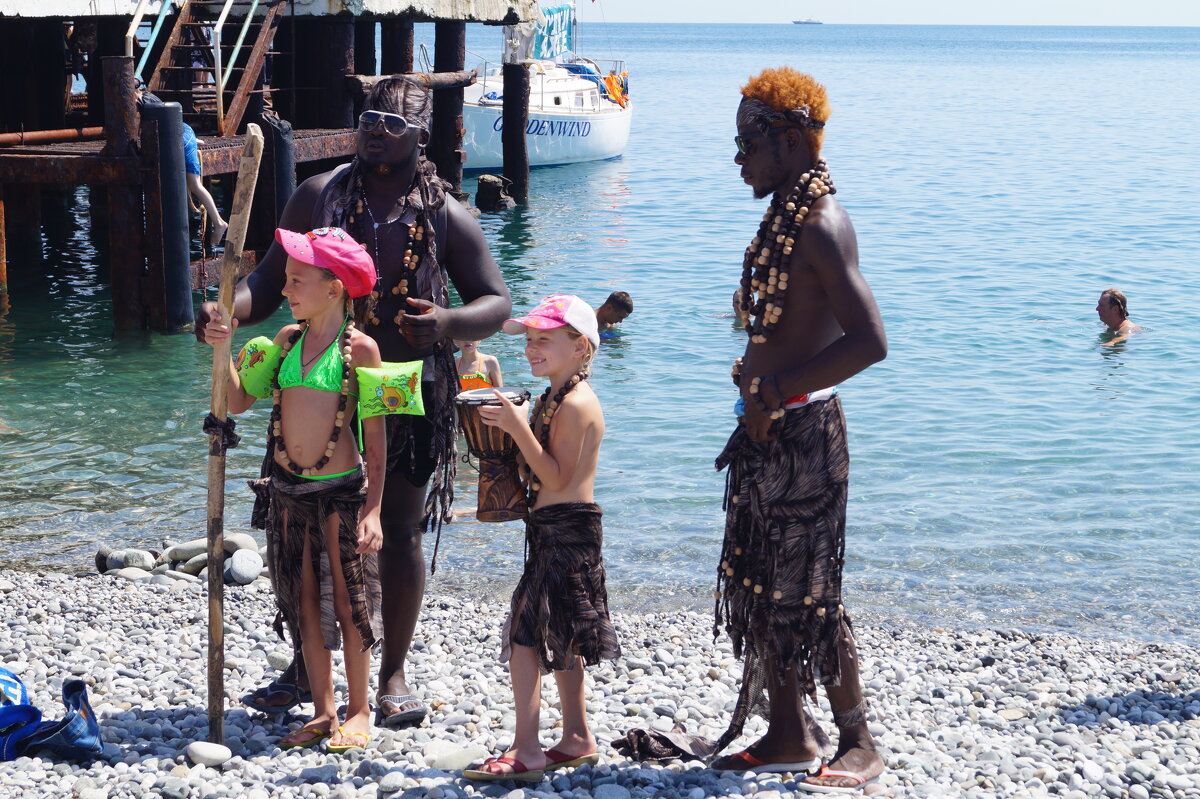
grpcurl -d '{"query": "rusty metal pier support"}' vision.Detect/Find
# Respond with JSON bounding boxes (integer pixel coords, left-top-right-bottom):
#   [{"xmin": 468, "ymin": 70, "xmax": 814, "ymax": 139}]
[{"xmin": 431, "ymin": 21, "xmax": 466, "ymax": 200}]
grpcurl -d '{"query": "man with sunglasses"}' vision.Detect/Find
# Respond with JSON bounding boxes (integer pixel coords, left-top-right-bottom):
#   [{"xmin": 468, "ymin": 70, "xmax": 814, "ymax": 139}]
[
  {"xmin": 710, "ymin": 67, "xmax": 887, "ymax": 794},
  {"xmin": 198, "ymin": 76, "xmax": 511, "ymax": 729}
]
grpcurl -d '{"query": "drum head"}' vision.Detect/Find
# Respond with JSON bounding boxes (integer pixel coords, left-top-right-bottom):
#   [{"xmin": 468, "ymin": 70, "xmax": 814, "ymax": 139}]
[{"xmin": 455, "ymin": 387, "xmax": 531, "ymax": 406}]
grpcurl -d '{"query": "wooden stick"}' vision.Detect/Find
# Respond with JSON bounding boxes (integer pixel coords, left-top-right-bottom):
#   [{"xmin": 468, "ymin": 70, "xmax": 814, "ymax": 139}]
[{"xmin": 206, "ymin": 123, "xmax": 264, "ymax": 745}]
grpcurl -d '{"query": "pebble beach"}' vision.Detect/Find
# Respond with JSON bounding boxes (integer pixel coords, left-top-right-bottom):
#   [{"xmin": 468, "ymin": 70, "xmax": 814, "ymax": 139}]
[{"xmin": 2, "ymin": 569, "xmax": 1198, "ymax": 798}]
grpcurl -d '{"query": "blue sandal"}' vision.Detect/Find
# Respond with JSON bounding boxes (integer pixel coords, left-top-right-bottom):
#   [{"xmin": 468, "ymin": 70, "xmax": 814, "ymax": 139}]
[
  {"xmin": 374, "ymin": 694, "xmax": 428, "ymax": 728},
  {"xmin": 241, "ymin": 679, "xmax": 313, "ymax": 714}
]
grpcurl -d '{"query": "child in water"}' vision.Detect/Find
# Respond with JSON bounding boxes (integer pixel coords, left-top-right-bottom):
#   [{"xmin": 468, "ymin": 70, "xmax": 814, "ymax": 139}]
[
  {"xmin": 464, "ymin": 295, "xmax": 621, "ymax": 782},
  {"xmin": 595, "ymin": 290, "xmax": 633, "ymax": 339},
  {"xmin": 204, "ymin": 227, "xmax": 385, "ymax": 752},
  {"xmin": 455, "ymin": 338, "xmax": 504, "ymax": 390}
]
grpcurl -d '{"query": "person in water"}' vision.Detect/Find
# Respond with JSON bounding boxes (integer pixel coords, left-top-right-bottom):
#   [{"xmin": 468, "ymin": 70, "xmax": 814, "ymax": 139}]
[
  {"xmin": 198, "ymin": 76, "xmax": 511, "ymax": 727},
  {"xmin": 1097, "ymin": 288, "xmax": 1142, "ymax": 346},
  {"xmin": 595, "ymin": 291, "xmax": 633, "ymax": 338},
  {"xmin": 713, "ymin": 67, "xmax": 888, "ymax": 794},
  {"xmin": 464, "ymin": 295, "xmax": 619, "ymax": 782},
  {"xmin": 455, "ymin": 338, "xmax": 503, "ymax": 390},
  {"xmin": 205, "ymin": 226, "xmax": 384, "ymax": 751}
]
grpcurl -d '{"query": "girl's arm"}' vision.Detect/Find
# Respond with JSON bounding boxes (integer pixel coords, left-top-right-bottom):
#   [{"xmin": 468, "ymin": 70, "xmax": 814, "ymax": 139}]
[
  {"xmin": 484, "ymin": 392, "xmax": 592, "ymax": 493},
  {"xmin": 486, "ymin": 355, "xmax": 504, "ymax": 388},
  {"xmin": 353, "ymin": 333, "xmax": 385, "ymax": 553}
]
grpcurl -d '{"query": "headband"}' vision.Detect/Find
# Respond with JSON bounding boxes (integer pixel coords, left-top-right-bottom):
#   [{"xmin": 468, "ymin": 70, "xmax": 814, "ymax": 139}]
[{"xmin": 737, "ymin": 96, "xmax": 826, "ymax": 134}]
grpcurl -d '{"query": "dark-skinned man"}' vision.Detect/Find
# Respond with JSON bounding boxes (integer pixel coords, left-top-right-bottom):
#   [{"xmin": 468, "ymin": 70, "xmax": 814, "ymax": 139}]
[
  {"xmin": 710, "ymin": 67, "xmax": 887, "ymax": 794},
  {"xmin": 200, "ymin": 77, "xmax": 511, "ymax": 728}
]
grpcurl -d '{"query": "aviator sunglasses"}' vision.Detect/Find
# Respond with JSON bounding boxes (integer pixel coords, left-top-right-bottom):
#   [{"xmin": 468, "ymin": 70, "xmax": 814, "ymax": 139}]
[
  {"xmin": 358, "ymin": 110, "xmax": 423, "ymax": 135},
  {"xmin": 734, "ymin": 124, "xmax": 803, "ymax": 156}
]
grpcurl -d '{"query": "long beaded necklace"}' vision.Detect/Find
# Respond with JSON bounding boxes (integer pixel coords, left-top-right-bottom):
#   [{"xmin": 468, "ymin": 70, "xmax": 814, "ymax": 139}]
[
  {"xmin": 523, "ymin": 370, "xmax": 588, "ymax": 507},
  {"xmin": 738, "ymin": 158, "xmax": 834, "ymax": 344},
  {"xmin": 348, "ymin": 195, "xmax": 427, "ymax": 328},
  {"xmin": 269, "ymin": 317, "xmax": 355, "ymax": 476}
]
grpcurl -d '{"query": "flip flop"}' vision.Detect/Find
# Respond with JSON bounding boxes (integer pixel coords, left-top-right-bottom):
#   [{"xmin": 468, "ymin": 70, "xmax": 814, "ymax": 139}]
[
  {"xmin": 798, "ymin": 765, "xmax": 882, "ymax": 794},
  {"xmin": 279, "ymin": 725, "xmax": 330, "ymax": 750},
  {"xmin": 326, "ymin": 726, "xmax": 371, "ymax": 753},
  {"xmin": 375, "ymin": 693, "xmax": 428, "ymax": 729},
  {"xmin": 242, "ymin": 679, "xmax": 313, "ymax": 714},
  {"xmin": 711, "ymin": 749, "xmax": 822, "ymax": 774},
  {"xmin": 463, "ymin": 755, "xmax": 545, "ymax": 783},
  {"xmin": 544, "ymin": 747, "xmax": 601, "ymax": 771}
]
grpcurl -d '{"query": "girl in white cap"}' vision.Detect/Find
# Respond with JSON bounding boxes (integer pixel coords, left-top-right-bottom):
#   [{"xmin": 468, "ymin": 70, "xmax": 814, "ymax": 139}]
[{"xmin": 464, "ymin": 294, "xmax": 621, "ymax": 782}]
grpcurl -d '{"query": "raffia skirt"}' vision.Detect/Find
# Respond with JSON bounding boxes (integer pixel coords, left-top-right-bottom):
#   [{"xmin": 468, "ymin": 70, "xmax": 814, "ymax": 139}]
[
  {"xmin": 712, "ymin": 396, "xmax": 852, "ymax": 753},
  {"xmin": 500, "ymin": 502, "xmax": 622, "ymax": 673},
  {"xmin": 256, "ymin": 466, "xmax": 383, "ymax": 653}
]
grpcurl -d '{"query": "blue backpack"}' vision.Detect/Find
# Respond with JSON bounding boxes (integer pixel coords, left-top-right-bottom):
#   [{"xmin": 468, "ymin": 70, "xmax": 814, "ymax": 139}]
[{"xmin": 0, "ymin": 666, "xmax": 102, "ymax": 761}]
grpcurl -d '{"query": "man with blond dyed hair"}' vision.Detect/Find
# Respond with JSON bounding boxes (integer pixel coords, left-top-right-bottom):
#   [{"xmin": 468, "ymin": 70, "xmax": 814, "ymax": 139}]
[{"xmin": 711, "ymin": 67, "xmax": 887, "ymax": 793}]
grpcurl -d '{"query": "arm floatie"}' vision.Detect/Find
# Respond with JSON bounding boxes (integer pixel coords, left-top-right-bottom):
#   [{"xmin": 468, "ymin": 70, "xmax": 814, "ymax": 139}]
[
  {"xmin": 234, "ymin": 336, "xmax": 283, "ymax": 399},
  {"xmin": 357, "ymin": 361, "xmax": 425, "ymax": 418}
]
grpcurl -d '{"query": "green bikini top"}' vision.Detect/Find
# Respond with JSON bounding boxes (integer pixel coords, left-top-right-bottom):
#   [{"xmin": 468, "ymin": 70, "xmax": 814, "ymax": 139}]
[{"xmin": 277, "ymin": 318, "xmax": 351, "ymax": 393}]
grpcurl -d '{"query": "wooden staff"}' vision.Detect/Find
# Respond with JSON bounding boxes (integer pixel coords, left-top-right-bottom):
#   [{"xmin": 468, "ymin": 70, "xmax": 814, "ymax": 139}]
[{"xmin": 206, "ymin": 123, "xmax": 265, "ymax": 745}]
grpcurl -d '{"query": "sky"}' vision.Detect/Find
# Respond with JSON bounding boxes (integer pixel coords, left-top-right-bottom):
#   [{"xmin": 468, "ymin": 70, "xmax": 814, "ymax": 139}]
[{"xmin": 573, "ymin": 0, "xmax": 1200, "ymax": 27}]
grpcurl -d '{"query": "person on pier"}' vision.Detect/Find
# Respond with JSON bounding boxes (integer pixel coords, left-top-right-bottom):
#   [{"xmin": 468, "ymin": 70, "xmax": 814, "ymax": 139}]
[
  {"xmin": 199, "ymin": 76, "xmax": 512, "ymax": 728},
  {"xmin": 711, "ymin": 67, "xmax": 887, "ymax": 794}
]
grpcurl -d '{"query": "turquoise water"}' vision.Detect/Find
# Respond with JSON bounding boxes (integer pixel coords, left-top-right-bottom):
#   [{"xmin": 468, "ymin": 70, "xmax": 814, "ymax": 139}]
[{"xmin": 2, "ymin": 25, "xmax": 1199, "ymax": 642}]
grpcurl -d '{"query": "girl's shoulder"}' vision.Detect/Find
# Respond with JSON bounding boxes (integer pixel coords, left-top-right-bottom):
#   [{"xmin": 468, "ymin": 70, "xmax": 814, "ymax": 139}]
[
  {"xmin": 347, "ymin": 327, "xmax": 381, "ymax": 366},
  {"xmin": 272, "ymin": 323, "xmax": 303, "ymax": 346}
]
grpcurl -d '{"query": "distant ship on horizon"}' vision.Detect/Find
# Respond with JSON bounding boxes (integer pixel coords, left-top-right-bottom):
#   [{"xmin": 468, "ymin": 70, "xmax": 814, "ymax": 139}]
[{"xmin": 793, "ymin": 18, "xmax": 823, "ymax": 24}]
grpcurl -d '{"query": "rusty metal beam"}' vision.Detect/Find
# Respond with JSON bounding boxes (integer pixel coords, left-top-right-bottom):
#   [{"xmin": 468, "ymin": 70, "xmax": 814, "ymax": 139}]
[
  {"xmin": 0, "ymin": 154, "xmax": 140, "ymax": 185},
  {"xmin": 199, "ymin": 130, "xmax": 356, "ymax": 175},
  {"xmin": 222, "ymin": 0, "xmax": 287, "ymax": 136},
  {"xmin": 0, "ymin": 127, "xmax": 105, "ymax": 147},
  {"xmin": 0, "ymin": 185, "xmax": 6, "ymax": 297}
]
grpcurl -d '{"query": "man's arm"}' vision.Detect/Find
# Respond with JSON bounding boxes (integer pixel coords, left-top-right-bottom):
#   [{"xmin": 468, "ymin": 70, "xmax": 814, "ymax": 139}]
[
  {"xmin": 399, "ymin": 199, "xmax": 512, "ymax": 347},
  {"xmin": 773, "ymin": 204, "xmax": 888, "ymax": 398},
  {"xmin": 196, "ymin": 174, "xmax": 327, "ymax": 342}
]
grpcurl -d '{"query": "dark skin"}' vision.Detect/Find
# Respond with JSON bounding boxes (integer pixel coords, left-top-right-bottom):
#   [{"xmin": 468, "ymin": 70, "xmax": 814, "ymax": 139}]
[
  {"xmin": 199, "ymin": 112, "xmax": 512, "ymax": 720},
  {"xmin": 709, "ymin": 121, "xmax": 887, "ymax": 789}
]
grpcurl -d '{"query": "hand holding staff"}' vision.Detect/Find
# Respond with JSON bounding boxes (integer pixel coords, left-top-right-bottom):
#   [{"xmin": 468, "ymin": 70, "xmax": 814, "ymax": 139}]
[{"xmin": 205, "ymin": 124, "xmax": 264, "ymax": 745}]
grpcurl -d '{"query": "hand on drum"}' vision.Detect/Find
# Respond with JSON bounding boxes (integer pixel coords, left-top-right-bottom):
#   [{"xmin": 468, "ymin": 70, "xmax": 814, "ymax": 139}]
[{"xmin": 478, "ymin": 389, "xmax": 527, "ymax": 436}]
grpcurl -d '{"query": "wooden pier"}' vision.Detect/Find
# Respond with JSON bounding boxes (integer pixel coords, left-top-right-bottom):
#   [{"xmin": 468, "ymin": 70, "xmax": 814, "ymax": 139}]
[{"xmin": 0, "ymin": 0, "xmax": 536, "ymax": 332}]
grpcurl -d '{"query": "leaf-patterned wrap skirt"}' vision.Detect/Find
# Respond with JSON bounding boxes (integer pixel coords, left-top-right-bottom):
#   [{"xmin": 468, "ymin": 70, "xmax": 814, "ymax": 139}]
[
  {"xmin": 258, "ymin": 466, "xmax": 383, "ymax": 653},
  {"xmin": 713, "ymin": 395, "xmax": 853, "ymax": 754},
  {"xmin": 500, "ymin": 502, "xmax": 622, "ymax": 673}
]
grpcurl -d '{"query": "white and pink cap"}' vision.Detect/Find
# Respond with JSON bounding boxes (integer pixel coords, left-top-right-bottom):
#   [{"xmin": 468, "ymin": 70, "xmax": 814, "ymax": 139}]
[{"xmin": 502, "ymin": 294, "xmax": 600, "ymax": 349}]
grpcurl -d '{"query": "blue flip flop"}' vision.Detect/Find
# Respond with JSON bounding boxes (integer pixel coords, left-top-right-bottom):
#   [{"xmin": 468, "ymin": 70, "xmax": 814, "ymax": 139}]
[
  {"xmin": 241, "ymin": 679, "xmax": 313, "ymax": 714},
  {"xmin": 374, "ymin": 694, "xmax": 428, "ymax": 729}
]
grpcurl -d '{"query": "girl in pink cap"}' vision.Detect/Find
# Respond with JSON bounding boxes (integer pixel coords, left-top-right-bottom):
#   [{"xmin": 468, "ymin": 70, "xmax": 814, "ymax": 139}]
[
  {"xmin": 205, "ymin": 226, "xmax": 388, "ymax": 752},
  {"xmin": 464, "ymin": 295, "xmax": 621, "ymax": 782}
]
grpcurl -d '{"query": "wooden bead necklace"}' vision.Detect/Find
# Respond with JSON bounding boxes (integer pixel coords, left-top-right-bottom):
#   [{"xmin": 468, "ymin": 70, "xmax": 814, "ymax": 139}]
[
  {"xmin": 269, "ymin": 318, "xmax": 355, "ymax": 476},
  {"xmin": 523, "ymin": 369, "xmax": 588, "ymax": 507},
  {"xmin": 348, "ymin": 199, "xmax": 426, "ymax": 328},
  {"xmin": 737, "ymin": 158, "xmax": 835, "ymax": 343}
]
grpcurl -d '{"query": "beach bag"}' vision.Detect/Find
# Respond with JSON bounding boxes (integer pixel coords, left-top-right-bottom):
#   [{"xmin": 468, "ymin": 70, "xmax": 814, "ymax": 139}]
[
  {"xmin": 0, "ymin": 667, "xmax": 102, "ymax": 761},
  {"xmin": 21, "ymin": 679, "xmax": 102, "ymax": 760},
  {"xmin": 357, "ymin": 361, "xmax": 425, "ymax": 418},
  {"xmin": 0, "ymin": 667, "xmax": 40, "ymax": 761}
]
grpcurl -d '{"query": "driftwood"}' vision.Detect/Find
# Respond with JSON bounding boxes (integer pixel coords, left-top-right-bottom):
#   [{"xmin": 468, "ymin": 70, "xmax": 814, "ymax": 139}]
[
  {"xmin": 349, "ymin": 70, "xmax": 478, "ymax": 96},
  {"xmin": 205, "ymin": 123, "xmax": 264, "ymax": 745}
]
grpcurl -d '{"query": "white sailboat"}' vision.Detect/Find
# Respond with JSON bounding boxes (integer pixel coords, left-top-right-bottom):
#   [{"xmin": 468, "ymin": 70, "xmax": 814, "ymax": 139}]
[{"xmin": 462, "ymin": 2, "xmax": 632, "ymax": 170}]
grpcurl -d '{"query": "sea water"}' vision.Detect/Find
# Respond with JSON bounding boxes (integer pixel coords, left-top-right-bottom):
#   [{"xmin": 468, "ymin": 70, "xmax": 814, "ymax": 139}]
[{"xmin": 2, "ymin": 24, "xmax": 1198, "ymax": 642}]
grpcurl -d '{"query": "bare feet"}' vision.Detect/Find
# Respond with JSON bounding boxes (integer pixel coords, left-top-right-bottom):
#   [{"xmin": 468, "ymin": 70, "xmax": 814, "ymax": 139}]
[{"xmin": 208, "ymin": 218, "xmax": 229, "ymax": 248}]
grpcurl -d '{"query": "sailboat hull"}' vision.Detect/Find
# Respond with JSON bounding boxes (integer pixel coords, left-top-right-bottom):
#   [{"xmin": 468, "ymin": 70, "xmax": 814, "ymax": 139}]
[{"xmin": 462, "ymin": 101, "xmax": 632, "ymax": 170}]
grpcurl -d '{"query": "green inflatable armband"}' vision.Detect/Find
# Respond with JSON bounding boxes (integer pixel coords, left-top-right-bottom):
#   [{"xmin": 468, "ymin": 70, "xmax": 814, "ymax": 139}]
[
  {"xmin": 357, "ymin": 361, "xmax": 425, "ymax": 418},
  {"xmin": 235, "ymin": 336, "xmax": 283, "ymax": 399}
]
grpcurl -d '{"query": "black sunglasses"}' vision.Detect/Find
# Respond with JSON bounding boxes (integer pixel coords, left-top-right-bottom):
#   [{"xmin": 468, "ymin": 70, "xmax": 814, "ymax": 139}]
[
  {"xmin": 358, "ymin": 110, "xmax": 423, "ymax": 135},
  {"xmin": 734, "ymin": 125, "xmax": 803, "ymax": 156}
]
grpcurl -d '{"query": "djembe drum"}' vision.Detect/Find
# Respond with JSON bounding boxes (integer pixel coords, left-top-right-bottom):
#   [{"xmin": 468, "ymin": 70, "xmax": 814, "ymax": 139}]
[{"xmin": 455, "ymin": 387, "xmax": 532, "ymax": 522}]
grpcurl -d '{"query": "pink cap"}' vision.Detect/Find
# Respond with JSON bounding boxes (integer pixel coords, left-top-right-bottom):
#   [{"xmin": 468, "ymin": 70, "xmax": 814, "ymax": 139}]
[
  {"xmin": 502, "ymin": 294, "xmax": 600, "ymax": 349},
  {"xmin": 275, "ymin": 227, "xmax": 376, "ymax": 299}
]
